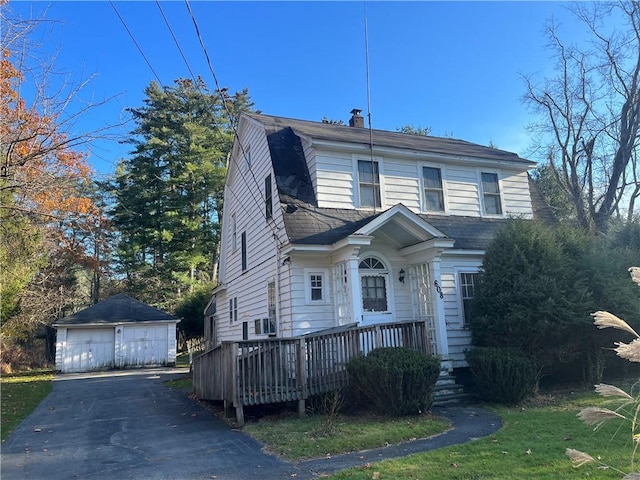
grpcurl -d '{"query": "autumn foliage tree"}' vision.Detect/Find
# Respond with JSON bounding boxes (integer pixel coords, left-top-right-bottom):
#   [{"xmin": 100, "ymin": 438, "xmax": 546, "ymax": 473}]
[{"xmin": 1, "ymin": 5, "xmax": 110, "ymax": 343}]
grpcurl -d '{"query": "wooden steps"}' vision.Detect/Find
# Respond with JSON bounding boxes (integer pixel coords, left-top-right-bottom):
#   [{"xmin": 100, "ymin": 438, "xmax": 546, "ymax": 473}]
[{"xmin": 432, "ymin": 370, "xmax": 469, "ymax": 406}]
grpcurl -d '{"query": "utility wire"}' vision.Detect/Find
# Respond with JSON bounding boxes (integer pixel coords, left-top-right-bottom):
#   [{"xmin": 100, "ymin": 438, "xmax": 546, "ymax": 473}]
[
  {"xmin": 155, "ymin": 0, "xmax": 199, "ymax": 86},
  {"xmin": 183, "ymin": 0, "xmax": 280, "ymax": 243},
  {"xmin": 151, "ymin": 1, "xmax": 259, "ymax": 227},
  {"xmin": 109, "ymin": 1, "xmax": 163, "ymax": 87}
]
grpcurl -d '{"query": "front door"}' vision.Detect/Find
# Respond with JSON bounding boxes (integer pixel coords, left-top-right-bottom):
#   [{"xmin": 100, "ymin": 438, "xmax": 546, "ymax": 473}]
[{"xmin": 359, "ymin": 256, "xmax": 393, "ymax": 325}]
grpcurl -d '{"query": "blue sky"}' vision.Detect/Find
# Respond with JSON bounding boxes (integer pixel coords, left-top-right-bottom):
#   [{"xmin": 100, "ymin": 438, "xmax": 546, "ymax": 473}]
[{"xmin": 7, "ymin": 1, "xmax": 588, "ymax": 177}]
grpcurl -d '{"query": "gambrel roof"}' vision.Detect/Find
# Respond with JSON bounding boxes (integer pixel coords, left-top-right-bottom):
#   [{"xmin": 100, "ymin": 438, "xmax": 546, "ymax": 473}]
[
  {"xmin": 54, "ymin": 293, "xmax": 180, "ymax": 326},
  {"xmin": 251, "ymin": 112, "xmax": 535, "ymax": 166},
  {"xmin": 244, "ymin": 112, "xmax": 553, "ymax": 252}
]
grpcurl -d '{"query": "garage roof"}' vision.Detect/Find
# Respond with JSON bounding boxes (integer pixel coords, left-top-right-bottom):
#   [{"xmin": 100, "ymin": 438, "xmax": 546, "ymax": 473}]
[{"xmin": 54, "ymin": 293, "xmax": 180, "ymax": 326}]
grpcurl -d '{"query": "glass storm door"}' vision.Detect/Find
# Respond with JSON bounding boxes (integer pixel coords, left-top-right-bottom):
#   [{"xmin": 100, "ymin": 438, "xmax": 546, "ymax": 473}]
[{"xmin": 359, "ymin": 257, "xmax": 393, "ymax": 325}]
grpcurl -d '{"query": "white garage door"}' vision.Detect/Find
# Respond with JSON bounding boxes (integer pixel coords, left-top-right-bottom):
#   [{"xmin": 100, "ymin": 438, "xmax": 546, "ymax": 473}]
[
  {"xmin": 64, "ymin": 328, "xmax": 115, "ymax": 373},
  {"xmin": 121, "ymin": 325, "xmax": 168, "ymax": 367}
]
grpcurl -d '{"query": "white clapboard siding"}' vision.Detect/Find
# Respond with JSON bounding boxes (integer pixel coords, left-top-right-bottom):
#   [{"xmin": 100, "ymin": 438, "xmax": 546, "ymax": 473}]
[
  {"xmin": 383, "ymin": 159, "xmax": 421, "ymax": 209},
  {"xmin": 502, "ymin": 171, "xmax": 534, "ymax": 217},
  {"xmin": 315, "ymin": 153, "xmax": 356, "ymax": 208},
  {"xmin": 445, "ymin": 167, "xmax": 482, "ymax": 216},
  {"xmin": 288, "ymin": 255, "xmax": 336, "ymax": 337},
  {"xmin": 215, "ymin": 118, "xmax": 297, "ymax": 344}
]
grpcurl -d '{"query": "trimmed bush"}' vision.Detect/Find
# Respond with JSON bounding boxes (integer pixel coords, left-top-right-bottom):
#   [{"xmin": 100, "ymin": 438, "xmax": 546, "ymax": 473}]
[
  {"xmin": 466, "ymin": 346, "xmax": 536, "ymax": 404},
  {"xmin": 346, "ymin": 347, "xmax": 441, "ymax": 416}
]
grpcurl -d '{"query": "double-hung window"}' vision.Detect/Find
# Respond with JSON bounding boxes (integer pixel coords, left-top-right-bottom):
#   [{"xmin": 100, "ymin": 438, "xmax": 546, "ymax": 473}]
[
  {"xmin": 423, "ymin": 166, "xmax": 444, "ymax": 212},
  {"xmin": 229, "ymin": 297, "xmax": 237, "ymax": 324},
  {"xmin": 459, "ymin": 272, "xmax": 479, "ymax": 326},
  {"xmin": 481, "ymin": 172, "xmax": 502, "ymax": 215},
  {"xmin": 358, "ymin": 160, "xmax": 381, "ymax": 208},
  {"xmin": 241, "ymin": 231, "xmax": 247, "ymax": 271}
]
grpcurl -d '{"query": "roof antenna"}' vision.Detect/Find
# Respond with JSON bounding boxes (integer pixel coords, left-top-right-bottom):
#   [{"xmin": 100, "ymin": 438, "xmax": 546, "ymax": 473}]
[{"xmin": 364, "ymin": 2, "xmax": 377, "ymax": 213}]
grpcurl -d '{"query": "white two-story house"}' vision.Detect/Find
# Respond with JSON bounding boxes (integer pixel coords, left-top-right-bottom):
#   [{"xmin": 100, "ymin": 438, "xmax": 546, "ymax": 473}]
[{"xmin": 204, "ymin": 109, "xmax": 552, "ymax": 371}]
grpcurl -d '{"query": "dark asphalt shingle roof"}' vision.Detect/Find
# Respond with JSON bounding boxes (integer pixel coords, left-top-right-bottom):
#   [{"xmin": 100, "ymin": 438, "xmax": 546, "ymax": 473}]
[
  {"xmin": 54, "ymin": 293, "xmax": 180, "ymax": 326},
  {"xmin": 250, "ymin": 112, "xmax": 535, "ymax": 166},
  {"xmin": 282, "ymin": 198, "xmax": 510, "ymax": 250}
]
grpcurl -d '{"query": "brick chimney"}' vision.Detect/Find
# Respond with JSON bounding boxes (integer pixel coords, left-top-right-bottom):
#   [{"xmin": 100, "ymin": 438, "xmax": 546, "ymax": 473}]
[{"xmin": 349, "ymin": 108, "xmax": 364, "ymax": 128}]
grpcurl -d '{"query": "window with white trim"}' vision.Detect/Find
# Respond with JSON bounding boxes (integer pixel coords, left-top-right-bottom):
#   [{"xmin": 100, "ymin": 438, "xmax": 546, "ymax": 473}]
[
  {"xmin": 358, "ymin": 160, "xmax": 381, "ymax": 208},
  {"xmin": 459, "ymin": 272, "xmax": 479, "ymax": 326},
  {"xmin": 305, "ymin": 269, "xmax": 328, "ymax": 304},
  {"xmin": 423, "ymin": 166, "xmax": 445, "ymax": 212},
  {"xmin": 265, "ymin": 281, "xmax": 277, "ymax": 335},
  {"xmin": 229, "ymin": 297, "xmax": 237, "ymax": 324},
  {"xmin": 241, "ymin": 231, "xmax": 247, "ymax": 271},
  {"xmin": 481, "ymin": 172, "xmax": 502, "ymax": 215}
]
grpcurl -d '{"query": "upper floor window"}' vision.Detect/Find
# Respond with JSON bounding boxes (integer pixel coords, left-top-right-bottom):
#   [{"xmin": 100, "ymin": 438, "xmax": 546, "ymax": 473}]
[
  {"xmin": 241, "ymin": 231, "xmax": 247, "ymax": 271},
  {"xmin": 481, "ymin": 172, "xmax": 502, "ymax": 215},
  {"xmin": 423, "ymin": 166, "xmax": 445, "ymax": 212},
  {"xmin": 459, "ymin": 272, "xmax": 479, "ymax": 326},
  {"xmin": 358, "ymin": 160, "xmax": 381, "ymax": 208},
  {"xmin": 265, "ymin": 174, "xmax": 273, "ymax": 220},
  {"xmin": 231, "ymin": 213, "xmax": 237, "ymax": 251}
]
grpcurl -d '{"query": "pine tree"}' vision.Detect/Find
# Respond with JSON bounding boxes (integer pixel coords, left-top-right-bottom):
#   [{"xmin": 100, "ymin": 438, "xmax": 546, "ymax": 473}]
[{"xmin": 109, "ymin": 78, "xmax": 253, "ymax": 308}]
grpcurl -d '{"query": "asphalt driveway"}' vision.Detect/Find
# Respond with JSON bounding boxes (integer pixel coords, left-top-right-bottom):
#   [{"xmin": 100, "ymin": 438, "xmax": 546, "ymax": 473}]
[
  {"xmin": 1, "ymin": 368, "xmax": 305, "ymax": 480},
  {"xmin": 1, "ymin": 368, "xmax": 502, "ymax": 480}
]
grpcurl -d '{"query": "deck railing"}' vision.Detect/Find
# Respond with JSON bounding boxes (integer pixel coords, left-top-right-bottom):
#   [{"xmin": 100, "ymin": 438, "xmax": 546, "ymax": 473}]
[{"xmin": 193, "ymin": 320, "xmax": 432, "ymax": 425}]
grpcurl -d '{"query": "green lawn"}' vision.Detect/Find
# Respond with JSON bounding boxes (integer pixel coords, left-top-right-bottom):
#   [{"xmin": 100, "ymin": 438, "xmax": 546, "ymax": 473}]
[
  {"xmin": 244, "ymin": 412, "xmax": 451, "ymax": 460},
  {"xmin": 324, "ymin": 393, "xmax": 634, "ymax": 479},
  {"xmin": 1, "ymin": 370, "xmax": 54, "ymax": 441}
]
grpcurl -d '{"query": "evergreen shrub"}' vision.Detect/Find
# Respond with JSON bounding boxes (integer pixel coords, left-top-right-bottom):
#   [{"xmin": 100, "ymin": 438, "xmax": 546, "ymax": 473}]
[
  {"xmin": 346, "ymin": 347, "xmax": 441, "ymax": 416},
  {"xmin": 466, "ymin": 346, "xmax": 536, "ymax": 404}
]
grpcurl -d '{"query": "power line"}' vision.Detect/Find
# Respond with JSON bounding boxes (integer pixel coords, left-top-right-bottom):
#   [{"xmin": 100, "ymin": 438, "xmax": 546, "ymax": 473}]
[
  {"xmin": 183, "ymin": 0, "xmax": 280, "ymax": 243},
  {"xmin": 155, "ymin": 0, "xmax": 199, "ymax": 86},
  {"xmin": 109, "ymin": 0, "xmax": 163, "ymax": 87}
]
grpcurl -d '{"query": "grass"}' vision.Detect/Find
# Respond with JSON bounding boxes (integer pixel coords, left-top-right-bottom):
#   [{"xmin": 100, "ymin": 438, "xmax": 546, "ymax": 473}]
[
  {"xmin": 322, "ymin": 392, "xmax": 635, "ymax": 479},
  {"xmin": 1, "ymin": 369, "xmax": 54, "ymax": 441},
  {"xmin": 243, "ymin": 411, "xmax": 451, "ymax": 460},
  {"xmin": 175, "ymin": 351, "xmax": 192, "ymax": 368},
  {"xmin": 164, "ymin": 376, "xmax": 193, "ymax": 390}
]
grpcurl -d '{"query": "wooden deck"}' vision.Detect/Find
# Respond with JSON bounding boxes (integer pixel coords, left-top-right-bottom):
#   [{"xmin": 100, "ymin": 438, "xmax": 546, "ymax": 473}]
[{"xmin": 193, "ymin": 320, "xmax": 433, "ymax": 425}]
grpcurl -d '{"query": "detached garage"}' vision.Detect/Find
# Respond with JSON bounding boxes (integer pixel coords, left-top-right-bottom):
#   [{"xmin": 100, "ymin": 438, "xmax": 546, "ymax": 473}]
[{"xmin": 53, "ymin": 294, "xmax": 181, "ymax": 373}]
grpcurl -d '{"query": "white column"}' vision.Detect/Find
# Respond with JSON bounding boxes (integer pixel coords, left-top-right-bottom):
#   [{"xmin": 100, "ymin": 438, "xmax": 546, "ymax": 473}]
[
  {"xmin": 431, "ymin": 259, "xmax": 450, "ymax": 364},
  {"xmin": 346, "ymin": 253, "xmax": 363, "ymax": 324}
]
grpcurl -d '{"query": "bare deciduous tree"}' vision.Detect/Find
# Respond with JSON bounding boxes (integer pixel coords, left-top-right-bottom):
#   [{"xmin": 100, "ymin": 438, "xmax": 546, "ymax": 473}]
[{"xmin": 524, "ymin": 1, "xmax": 640, "ymax": 233}]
